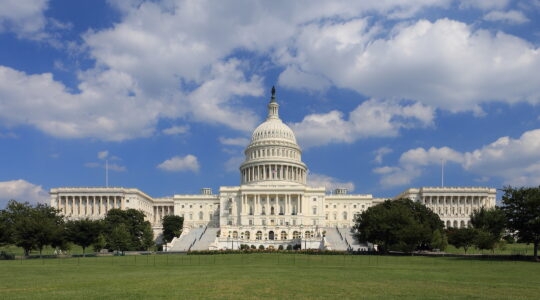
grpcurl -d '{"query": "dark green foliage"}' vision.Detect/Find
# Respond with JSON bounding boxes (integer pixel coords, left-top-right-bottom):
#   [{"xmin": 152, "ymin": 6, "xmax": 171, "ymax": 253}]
[
  {"xmin": 353, "ymin": 199, "xmax": 445, "ymax": 253},
  {"xmin": 447, "ymin": 227, "xmax": 477, "ymax": 254},
  {"xmin": 470, "ymin": 207, "xmax": 506, "ymax": 252},
  {"xmin": 501, "ymin": 186, "xmax": 540, "ymax": 260},
  {"xmin": 1, "ymin": 200, "xmax": 64, "ymax": 257},
  {"xmin": 65, "ymin": 219, "xmax": 103, "ymax": 256},
  {"xmin": 103, "ymin": 209, "xmax": 155, "ymax": 251},
  {"xmin": 161, "ymin": 215, "xmax": 184, "ymax": 243}
]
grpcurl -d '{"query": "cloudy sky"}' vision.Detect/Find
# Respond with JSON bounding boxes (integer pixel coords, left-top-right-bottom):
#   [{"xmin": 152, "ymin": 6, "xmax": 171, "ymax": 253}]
[{"xmin": 1, "ymin": 0, "xmax": 540, "ymax": 207}]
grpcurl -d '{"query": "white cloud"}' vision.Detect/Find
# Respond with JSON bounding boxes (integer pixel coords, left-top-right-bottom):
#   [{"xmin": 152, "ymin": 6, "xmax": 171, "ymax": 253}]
[
  {"xmin": 219, "ymin": 137, "xmax": 249, "ymax": 147},
  {"xmin": 157, "ymin": 154, "xmax": 199, "ymax": 172},
  {"xmin": 290, "ymin": 99, "xmax": 434, "ymax": 148},
  {"xmin": 0, "ymin": 0, "xmax": 48, "ymax": 39},
  {"xmin": 483, "ymin": 10, "xmax": 529, "ymax": 24},
  {"xmin": 162, "ymin": 125, "xmax": 189, "ymax": 135},
  {"xmin": 459, "ymin": 0, "xmax": 510, "ymax": 10},
  {"xmin": 281, "ymin": 18, "xmax": 540, "ymax": 114},
  {"xmin": 307, "ymin": 173, "xmax": 355, "ymax": 192},
  {"xmin": 3, "ymin": 2, "xmax": 540, "ymax": 144},
  {"xmin": 375, "ymin": 129, "xmax": 540, "ymax": 187},
  {"xmin": 98, "ymin": 151, "xmax": 109, "ymax": 160},
  {"xmin": 0, "ymin": 179, "xmax": 49, "ymax": 207},
  {"xmin": 374, "ymin": 147, "xmax": 393, "ymax": 164}
]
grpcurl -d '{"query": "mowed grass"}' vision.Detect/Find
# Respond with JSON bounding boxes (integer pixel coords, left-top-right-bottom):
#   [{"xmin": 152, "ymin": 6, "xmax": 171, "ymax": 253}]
[{"xmin": 1, "ymin": 254, "xmax": 538, "ymax": 299}]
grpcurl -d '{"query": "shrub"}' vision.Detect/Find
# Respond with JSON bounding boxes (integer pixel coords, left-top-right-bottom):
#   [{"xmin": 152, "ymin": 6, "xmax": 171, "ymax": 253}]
[
  {"xmin": 278, "ymin": 245, "xmax": 284, "ymax": 250},
  {"xmin": 0, "ymin": 251, "xmax": 15, "ymax": 260},
  {"xmin": 286, "ymin": 245, "xmax": 293, "ymax": 251},
  {"xmin": 250, "ymin": 245, "xmax": 256, "ymax": 249},
  {"xmin": 258, "ymin": 245, "xmax": 265, "ymax": 250}
]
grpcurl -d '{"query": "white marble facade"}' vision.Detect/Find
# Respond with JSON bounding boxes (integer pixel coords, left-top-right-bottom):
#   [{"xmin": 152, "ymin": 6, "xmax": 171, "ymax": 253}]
[{"xmin": 50, "ymin": 88, "xmax": 496, "ymax": 249}]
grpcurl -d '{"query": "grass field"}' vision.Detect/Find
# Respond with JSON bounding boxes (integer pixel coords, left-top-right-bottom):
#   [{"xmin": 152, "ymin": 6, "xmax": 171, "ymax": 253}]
[{"xmin": 1, "ymin": 253, "xmax": 538, "ymax": 299}]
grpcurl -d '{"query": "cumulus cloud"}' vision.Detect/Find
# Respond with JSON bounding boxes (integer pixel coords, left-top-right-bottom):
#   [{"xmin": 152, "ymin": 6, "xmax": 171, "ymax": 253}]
[
  {"xmin": 281, "ymin": 18, "xmax": 540, "ymax": 114},
  {"xmin": 307, "ymin": 173, "xmax": 355, "ymax": 192},
  {"xmin": 374, "ymin": 147, "xmax": 393, "ymax": 164},
  {"xmin": 290, "ymin": 99, "xmax": 434, "ymax": 148},
  {"xmin": 0, "ymin": 0, "xmax": 48, "ymax": 38},
  {"xmin": 483, "ymin": 10, "xmax": 529, "ymax": 24},
  {"xmin": 375, "ymin": 129, "xmax": 540, "ymax": 187},
  {"xmin": 162, "ymin": 125, "xmax": 189, "ymax": 135},
  {"xmin": 2, "ymin": 1, "xmax": 540, "ymax": 145},
  {"xmin": 157, "ymin": 154, "xmax": 200, "ymax": 172},
  {"xmin": 0, "ymin": 179, "xmax": 49, "ymax": 208},
  {"xmin": 219, "ymin": 137, "xmax": 249, "ymax": 147}
]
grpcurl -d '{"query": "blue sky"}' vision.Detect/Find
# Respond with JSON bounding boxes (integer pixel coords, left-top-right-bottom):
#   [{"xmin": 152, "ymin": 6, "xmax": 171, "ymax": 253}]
[{"xmin": 1, "ymin": 0, "xmax": 540, "ymax": 208}]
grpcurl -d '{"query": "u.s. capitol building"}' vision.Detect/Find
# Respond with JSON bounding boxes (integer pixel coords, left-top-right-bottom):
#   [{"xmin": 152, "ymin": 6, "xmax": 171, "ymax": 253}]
[{"xmin": 50, "ymin": 88, "xmax": 496, "ymax": 251}]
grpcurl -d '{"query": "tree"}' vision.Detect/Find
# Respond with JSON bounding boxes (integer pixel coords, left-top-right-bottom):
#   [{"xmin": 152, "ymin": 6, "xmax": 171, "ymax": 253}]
[
  {"xmin": 0, "ymin": 207, "xmax": 13, "ymax": 246},
  {"xmin": 1, "ymin": 200, "xmax": 64, "ymax": 257},
  {"xmin": 447, "ymin": 227, "xmax": 477, "ymax": 254},
  {"xmin": 65, "ymin": 219, "xmax": 103, "ymax": 257},
  {"xmin": 353, "ymin": 199, "xmax": 446, "ymax": 253},
  {"xmin": 108, "ymin": 223, "xmax": 131, "ymax": 255},
  {"xmin": 31, "ymin": 204, "xmax": 65, "ymax": 257},
  {"xmin": 470, "ymin": 207, "xmax": 506, "ymax": 252},
  {"xmin": 103, "ymin": 209, "xmax": 155, "ymax": 251},
  {"xmin": 501, "ymin": 186, "xmax": 540, "ymax": 261},
  {"xmin": 162, "ymin": 215, "xmax": 184, "ymax": 243}
]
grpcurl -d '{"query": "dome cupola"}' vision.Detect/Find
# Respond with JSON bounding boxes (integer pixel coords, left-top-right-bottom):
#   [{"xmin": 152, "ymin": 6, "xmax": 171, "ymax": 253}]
[{"xmin": 240, "ymin": 87, "xmax": 307, "ymax": 185}]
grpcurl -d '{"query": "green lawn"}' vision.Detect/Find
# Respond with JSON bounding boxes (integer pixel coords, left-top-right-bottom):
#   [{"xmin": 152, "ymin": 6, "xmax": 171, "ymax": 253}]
[{"xmin": 1, "ymin": 253, "xmax": 538, "ymax": 299}]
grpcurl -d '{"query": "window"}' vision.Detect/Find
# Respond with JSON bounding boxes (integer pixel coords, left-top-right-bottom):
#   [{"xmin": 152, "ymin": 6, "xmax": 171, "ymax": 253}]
[
  {"xmin": 343, "ymin": 212, "xmax": 347, "ymax": 220},
  {"xmin": 199, "ymin": 211, "xmax": 203, "ymax": 220},
  {"xmin": 313, "ymin": 198, "xmax": 316, "ymax": 202},
  {"xmin": 256, "ymin": 231, "xmax": 262, "ymax": 240},
  {"xmin": 312, "ymin": 207, "xmax": 317, "ymax": 215}
]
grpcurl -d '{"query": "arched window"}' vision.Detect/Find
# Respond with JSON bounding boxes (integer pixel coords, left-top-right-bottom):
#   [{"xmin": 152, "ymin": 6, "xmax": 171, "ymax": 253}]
[
  {"xmin": 460, "ymin": 220, "xmax": 465, "ymax": 228},
  {"xmin": 256, "ymin": 231, "xmax": 262, "ymax": 240},
  {"xmin": 269, "ymin": 231, "xmax": 275, "ymax": 240},
  {"xmin": 305, "ymin": 231, "xmax": 312, "ymax": 238},
  {"xmin": 271, "ymin": 206, "xmax": 275, "ymax": 215},
  {"xmin": 312, "ymin": 206, "xmax": 317, "ymax": 215},
  {"xmin": 446, "ymin": 220, "xmax": 451, "ymax": 228},
  {"xmin": 453, "ymin": 220, "xmax": 458, "ymax": 228},
  {"xmin": 293, "ymin": 231, "xmax": 300, "ymax": 239},
  {"xmin": 280, "ymin": 231, "xmax": 287, "ymax": 240},
  {"xmin": 245, "ymin": 231, "xmax": 250, "ymax": 240},
  {"xmin": 199, "ymin": 211, "xmax": 203, "ymax": 220},
  {"xmin": 233, "ymin": 231, "xmax": 238, "ymax": 238},
  {"xmin": 343, "ymin": 212, "xmax": 347, "ymax": 220}
]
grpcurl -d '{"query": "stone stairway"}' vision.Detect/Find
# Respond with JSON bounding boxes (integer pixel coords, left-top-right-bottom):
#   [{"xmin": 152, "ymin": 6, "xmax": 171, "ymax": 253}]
[
  {"xmin": 168, "ymin": 227, "xmax": 204, "ymax": 252},
  {"xmin": 323, "ymin": 227, "xmax": 349, "ymax": 251},
  {"xmin": 190, "ymin": 227, "xmax": 219, "ymax": 251}
]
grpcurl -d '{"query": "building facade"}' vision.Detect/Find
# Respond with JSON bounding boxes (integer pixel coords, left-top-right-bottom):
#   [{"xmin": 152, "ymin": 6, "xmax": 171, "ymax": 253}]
[{"xmin": 50, "ymin": 88, "xmax": 496, "ymax": 250}]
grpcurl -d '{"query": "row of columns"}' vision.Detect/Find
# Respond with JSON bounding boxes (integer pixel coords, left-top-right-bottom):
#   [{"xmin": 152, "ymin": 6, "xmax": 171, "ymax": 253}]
[
  {"xmin": 241, "ymin": 164, "xmax": 306, "ymax": 184},
  {"xmin": 153, "ymin": 205, "xmax": 174, "ymax": 224},
  {"xmin": 422, "ymin": 196, "xmax": 487, "ymax": 206},
  {"xmin": 58, "ymin": 195, "xmax": 123, "ymax": 217},
  {"xmin": 239, "ymin": 193, "xmax": 304, "ymax": 216}
]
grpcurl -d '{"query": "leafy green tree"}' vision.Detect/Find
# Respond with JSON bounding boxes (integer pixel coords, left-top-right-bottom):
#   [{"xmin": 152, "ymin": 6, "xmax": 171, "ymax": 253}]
[
  {"xmin": 103, "ymin": 209, "xmax": 154, "ymax": 251},
  {"xmin": 108, "ymin": 223, "xmax": 131, "ymax": 255},
  {"xmin": 353, "ymin": 199, "xmax": 445, "ymax": 253},
  {"xmin": 2, "ymin": 200, "xmax": 64, "ymax": 257},
  {"xmin": 470, "ymin": 207, "xmax": 506, "ymax": 252},
  {"xmin": 32, "ymin": 204, "xmax": 65, "ymax": 257},
  {"xmin": 0, "ymin": 207, "xmax": 13, "ymax": 246},
  {"xmin": 162, "ymin": 215, "xmax": 184, "ymax": 243},
  {"xmin": 447, "ymin": 227, "xmax": 477, "ymax": 254},
  {"xmin": 65, "ymin": 219, "xmax": 103, "ymax": 256},
  {"xmin": 501, "ymin": 186, "xmax": 540, "ymax": 260}
]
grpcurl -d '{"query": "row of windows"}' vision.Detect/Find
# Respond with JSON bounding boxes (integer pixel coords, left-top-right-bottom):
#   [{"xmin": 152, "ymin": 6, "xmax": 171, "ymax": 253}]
[
  {"xmin": 228, "ymin": 230, "xmax": 315, "ymax": 240},
  {"xmin": 248, "ymin": 147, "xmax": 298, "ymax": 160}
]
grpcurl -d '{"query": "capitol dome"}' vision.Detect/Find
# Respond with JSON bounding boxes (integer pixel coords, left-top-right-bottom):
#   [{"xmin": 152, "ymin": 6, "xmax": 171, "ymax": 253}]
[{"xmin": 240, "ymin": 87, "xmax": 307, "ymax": 185}]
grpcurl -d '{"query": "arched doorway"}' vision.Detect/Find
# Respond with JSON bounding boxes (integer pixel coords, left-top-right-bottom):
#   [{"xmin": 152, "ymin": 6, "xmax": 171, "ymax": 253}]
[{"xmin": 269, "ymin": 231, "xmax": 275, "ymax": 240}]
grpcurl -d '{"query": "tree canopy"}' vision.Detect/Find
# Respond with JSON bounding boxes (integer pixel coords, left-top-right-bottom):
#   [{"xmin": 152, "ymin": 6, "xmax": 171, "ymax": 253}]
[
  {"xmin": 65, "ymin": 219, "xmax": 103, "ymax": 256},
  {"xmin": 162, "ymin": 215, "xmax": 184, "ymax": 243},
  {"xmin": 501, "ymin": 186, "xmax": 540, "ymax": 260},
  {"xmin": 353, "ymin": 199, "xmax": 446, "ymax": 253},
  {"xmin": 103, "ymin": 209, "xmax": 154, "ymax": 251}
]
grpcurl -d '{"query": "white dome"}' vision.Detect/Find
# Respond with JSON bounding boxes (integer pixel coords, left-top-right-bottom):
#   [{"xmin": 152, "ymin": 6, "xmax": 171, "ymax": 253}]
[
  {"xmin": 250, "ymin": 118, "xmax": 297, "ymax": 144},
  {"xmin": 240, "ymin": 87, "xmax": 307, "ymax": 186}
]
